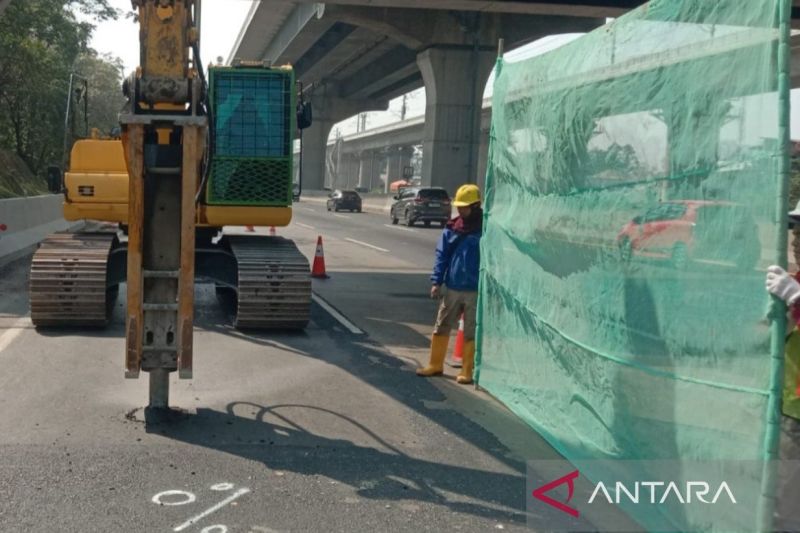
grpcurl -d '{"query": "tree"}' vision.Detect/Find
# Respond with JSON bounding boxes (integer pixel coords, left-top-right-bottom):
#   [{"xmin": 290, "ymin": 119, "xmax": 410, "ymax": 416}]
[
  {"xmin": 72, "ymin": 51, "xmax": 127, "ymax": 136},
  {"xmin": 0, "ymin": 0, "xmax": 117, "ymax": 177}
]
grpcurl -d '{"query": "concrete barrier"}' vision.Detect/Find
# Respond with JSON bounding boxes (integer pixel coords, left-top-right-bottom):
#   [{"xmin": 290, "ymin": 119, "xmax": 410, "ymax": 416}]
[{"xmin": 0, "ymin": 195, "xmax": 83, "ymax": 266}]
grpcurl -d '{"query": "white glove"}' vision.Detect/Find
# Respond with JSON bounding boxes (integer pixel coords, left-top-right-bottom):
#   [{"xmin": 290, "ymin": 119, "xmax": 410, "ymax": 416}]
[{"xmin": 766, "ymin": 265, "xmax": 800, "ymax": 305}]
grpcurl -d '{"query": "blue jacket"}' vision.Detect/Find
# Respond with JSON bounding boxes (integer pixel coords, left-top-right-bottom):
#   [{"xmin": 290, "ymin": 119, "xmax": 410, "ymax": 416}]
[{"xmin": 431, "ymin": 226, "xmax": 481, "ymax": 291}]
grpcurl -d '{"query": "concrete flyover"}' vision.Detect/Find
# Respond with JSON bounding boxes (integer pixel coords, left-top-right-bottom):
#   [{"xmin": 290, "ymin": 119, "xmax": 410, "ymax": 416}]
[
  {"xmin": 298, "ymin": 98, "xmax": 494, "ymax": 194},
  {"xmin": 231, "ymin": 1, "xmax": 606, "ymax": 195},
  {"xmin": 233, "ymin": 1, "xmax": 800, "ymax": 196}
]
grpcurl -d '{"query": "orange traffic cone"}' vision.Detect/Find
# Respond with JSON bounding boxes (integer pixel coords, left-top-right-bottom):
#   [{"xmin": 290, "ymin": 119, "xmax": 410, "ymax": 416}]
[
  {"xmin": 269, "ymin": 226, "xmax": 277, "ymax": 236},
  {"xmin": 245, "ymin": 225, "xmax": 255, "ymax": 232},
  {"xmin": 448, "ymin": 314, "xmax": 465, "ymax": 368},
  {"xmin": 311, "ymin": 236, "xmax": 329, "ymax": 279}
]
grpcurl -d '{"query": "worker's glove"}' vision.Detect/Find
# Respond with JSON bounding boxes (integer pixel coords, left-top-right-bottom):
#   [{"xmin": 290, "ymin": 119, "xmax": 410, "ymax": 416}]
[
  {"xmin": 430, "ymin": 285, "xmax": 442, "ymax": 299},
  {"xmin": 766, "ymin": 265, "xmax": 800, "ymax": 306}
]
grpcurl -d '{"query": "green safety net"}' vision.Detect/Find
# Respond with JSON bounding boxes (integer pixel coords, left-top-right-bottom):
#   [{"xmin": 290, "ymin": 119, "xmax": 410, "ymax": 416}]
[{"xmin": 476, "ymin": 1, "xmax": 791, "ymax": 530}]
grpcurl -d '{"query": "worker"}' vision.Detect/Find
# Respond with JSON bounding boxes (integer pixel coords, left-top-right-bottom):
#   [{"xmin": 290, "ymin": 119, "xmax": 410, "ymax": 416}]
[
  {"xmin": 765, "ymin": 206, "xmax": 800, "ymax": 529},
  {"xmin": 417, "ymin": 183, "xmax": 483, "ymax": 384},
  {"xmin": 765, "ymin": 206, "xmax": 800, "ymax": 420}
]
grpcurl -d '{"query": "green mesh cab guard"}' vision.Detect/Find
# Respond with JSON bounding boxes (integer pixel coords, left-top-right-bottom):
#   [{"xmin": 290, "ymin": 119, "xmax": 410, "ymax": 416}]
[
  {"xmin": 476, "ymin": 1, "xmax": 791, "ymax": 530},
  {"xmin": 206, "ymin": 66, "xmax": 295, "ymax": 206}
]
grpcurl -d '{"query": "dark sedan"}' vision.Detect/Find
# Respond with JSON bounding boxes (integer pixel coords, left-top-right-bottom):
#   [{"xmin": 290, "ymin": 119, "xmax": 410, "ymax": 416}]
[
  {"xmin": 327, "ymin": 190, "xmax": 362, "ymax": 212},
  {"xmin": 390, "ymin": 187, "xmax": 451, "ymax": 227}
]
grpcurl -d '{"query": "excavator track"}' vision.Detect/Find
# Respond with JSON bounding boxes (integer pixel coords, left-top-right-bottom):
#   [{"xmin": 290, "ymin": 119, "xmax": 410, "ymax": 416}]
[
  {"xmin": 30, "ymin": 232, "xmax": 117, "ymax": 327},
  {"xmin": 229, "ymin": 236, "xmax": 311, "ymax": 330}
]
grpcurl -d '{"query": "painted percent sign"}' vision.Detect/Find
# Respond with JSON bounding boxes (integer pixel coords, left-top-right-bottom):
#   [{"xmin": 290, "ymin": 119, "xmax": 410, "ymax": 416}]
[{"xmin": 152, "ymin": 482, "xmax": 250, "ymax": 532}]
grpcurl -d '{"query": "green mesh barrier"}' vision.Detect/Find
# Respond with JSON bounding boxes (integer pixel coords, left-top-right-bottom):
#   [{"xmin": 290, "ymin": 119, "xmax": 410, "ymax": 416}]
[
  {"xmin": 208, "ymin": 157, "xmax": 292, "ymax": 206},
  {"xmin": 476, "ymin": 1, "xmax": 791, "ymax": 530},
  {"xmin": 206, "ymin": 67, "xmax": 295, "ymax": 206}
]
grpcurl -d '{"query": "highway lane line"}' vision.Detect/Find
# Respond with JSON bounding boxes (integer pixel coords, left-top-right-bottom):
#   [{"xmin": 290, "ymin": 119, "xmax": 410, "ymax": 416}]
[
  {"xmin": 344, "ymin": 238, "xmax": 389, "ymax": 253},
  {"xmin": 296, "ymin": 223, "xmax": 315, "ymax": 230},
  {"xmin": 311, "ymin": 293, "xmax": 364, "ymax": 335},
  {"xmin": 383, "ymin": 224, "xmax": 416, "ymax": 233},
  {"xmin": 0, "ymin": 317, "xmax": 29, "ymax": 354},
  {"xmin": 332, "ymin": 213, "xmax": 350, "ymax": 219}
]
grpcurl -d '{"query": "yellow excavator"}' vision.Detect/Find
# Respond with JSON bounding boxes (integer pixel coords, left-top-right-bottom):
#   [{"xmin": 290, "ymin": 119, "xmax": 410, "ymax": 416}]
[{"xmin": 29, "ymin": 0, "xmax": 313, "ymax": 408}]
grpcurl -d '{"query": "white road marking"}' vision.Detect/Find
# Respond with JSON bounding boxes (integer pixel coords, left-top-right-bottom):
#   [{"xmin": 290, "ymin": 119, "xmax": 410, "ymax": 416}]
[
  {"xmin": 201, "ymin": 526, "xmax": 227, "ymax": 533},
  {"xmin": 173, "ymin": 488, "xmax": 251, "ymax": 532},
  {"xmin": 312, "ymin": 293, "xmax": 365, "ymax": 335},
  {"xmin": 345, "ymin": 238, "xmax": 389, "ymax": 253},
  {"xmin": 383, "ymin": 224, "xmax": 416, "ymax": 233},
  {"xmin": 333, "ymin": 213, "xmax": 350, "ymax": 219},
  {"xmin": 152, "ymin": 490, "xmax": 197, "ymax": 506},
  {"xmin": 296, "ymin": 223, "xmax": 315, "ymax": 230},
  {"xmin": 0, "ymin": 317, "xmax": 29, "ymax": 354}
]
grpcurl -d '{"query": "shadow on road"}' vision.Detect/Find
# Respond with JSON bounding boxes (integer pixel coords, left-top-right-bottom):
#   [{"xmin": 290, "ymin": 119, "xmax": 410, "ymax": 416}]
[
  {"xmin": 140, "ymin": 296, "xmax": 555, "ymax": 526},
  {"xmin": 144, "ymin": 401, "xmax": 531, "ymax": 525}
]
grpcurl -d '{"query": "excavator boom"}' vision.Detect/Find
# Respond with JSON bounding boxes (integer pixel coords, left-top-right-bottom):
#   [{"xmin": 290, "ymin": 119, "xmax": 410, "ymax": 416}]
[{"xmin": 120, "ymin": 0, "xmax": 206, "ymax": 404}]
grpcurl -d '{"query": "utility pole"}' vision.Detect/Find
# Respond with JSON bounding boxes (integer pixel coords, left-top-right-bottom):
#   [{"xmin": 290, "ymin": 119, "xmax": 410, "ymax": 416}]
[{"xmin": 335, "ymin": 129, "xmax": 342, "ymax": 189}]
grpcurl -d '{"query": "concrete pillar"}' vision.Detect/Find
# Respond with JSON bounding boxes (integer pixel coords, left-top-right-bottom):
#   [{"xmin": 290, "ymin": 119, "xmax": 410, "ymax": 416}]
[
  {"xmin": 324, "ymin": 143, "xmax": 336, "ymax": 189},
  {"xmin": 476, "ymin": 126, "xmax": 490, "ymax": 192},
  {"xmin": 379, "ymin": 155, "xmax": 389, "ymax": 194},
  {"xmin": 302, "ymin": 119, "xmax": 334, "ymax": 191},
  {"xmin": 301, "ymin": 86, "xmax": 388, "ymax": 191},
  {"xmin": 357, "ymin": 151, "xmax": 378, "ymax": 191},
  {"xmin": 417, "ymin": 47, "xmax": 495, "ymax": 195},
  {"xmin": 343, "ymin": 153, "xmax": 360, "ymax": 190},
  {"xmin": 386, "ymin": 146, "xmax": 414, "ymax": 182}
]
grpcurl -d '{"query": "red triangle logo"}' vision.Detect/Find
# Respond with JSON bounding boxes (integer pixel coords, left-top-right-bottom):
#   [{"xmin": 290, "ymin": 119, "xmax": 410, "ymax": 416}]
[{"xmin": 532, "ymin": 470, "xmax": 580, "ymax": 518}]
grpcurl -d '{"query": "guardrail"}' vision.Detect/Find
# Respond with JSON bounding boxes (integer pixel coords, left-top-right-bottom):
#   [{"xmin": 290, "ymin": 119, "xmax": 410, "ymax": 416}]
[{"xmin": 0, "ymin": 195, "xmax": 83, "ymax": 266}]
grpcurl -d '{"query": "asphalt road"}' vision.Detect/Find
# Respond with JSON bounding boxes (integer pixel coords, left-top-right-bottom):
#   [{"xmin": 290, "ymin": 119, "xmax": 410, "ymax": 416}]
[{"xmin": 0, "ymin": 201, "xmax": 594, "ymax": 533}]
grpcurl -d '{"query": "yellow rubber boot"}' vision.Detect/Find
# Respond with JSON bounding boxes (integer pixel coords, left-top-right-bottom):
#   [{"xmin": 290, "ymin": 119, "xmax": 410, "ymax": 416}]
[
  {"xmin": 416, "ymin": 334, "xmax": 449, "ymax": 377},
  {"xmin": 456, "ymin": 341, "xmax": 475, "ymax": 384}
]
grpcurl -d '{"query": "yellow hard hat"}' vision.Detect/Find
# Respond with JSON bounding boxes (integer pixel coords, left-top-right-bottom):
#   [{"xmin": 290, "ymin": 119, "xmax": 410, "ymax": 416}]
[{"xmin": 452, "ymin": 184, "xmax": 481, "ymax": 207}]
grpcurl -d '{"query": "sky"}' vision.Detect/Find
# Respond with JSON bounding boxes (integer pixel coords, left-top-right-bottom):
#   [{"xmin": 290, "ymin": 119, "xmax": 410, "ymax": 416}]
[
  {"xmin": 86, "ymin": 4, "xmax": 800, "ymax": 144},
  {"xmin": 87, "ymin": 0, "xmax": 254, "ymax": 74}
]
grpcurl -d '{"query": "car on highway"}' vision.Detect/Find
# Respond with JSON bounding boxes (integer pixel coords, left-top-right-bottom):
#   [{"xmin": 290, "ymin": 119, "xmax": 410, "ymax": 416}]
[
  {"xmin": 390, "ymin": 187, "xmax": 452, "ymax": 227},
  {"xmin": 327, "ymin": 189, "xmax": 362, "ymax": 212},
  {"xmin": 616, "ymin": 200, "xmax": 760, "ymax": 269}
]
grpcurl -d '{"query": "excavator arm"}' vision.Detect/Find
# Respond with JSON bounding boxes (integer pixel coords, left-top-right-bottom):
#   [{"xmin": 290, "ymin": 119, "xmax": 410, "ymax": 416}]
[{"xmin": 121, "ymin": 0, "xmax": 206, "ymax": 406}]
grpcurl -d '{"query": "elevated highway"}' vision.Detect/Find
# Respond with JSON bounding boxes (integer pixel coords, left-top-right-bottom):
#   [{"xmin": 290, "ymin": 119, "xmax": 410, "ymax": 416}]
[
  {"xmin": 232, "ymin": 1, "xmax": 603, "ymax": 193},
  {"xmin": 234, "ymin": 1, "xmax": 800, "ymax": 195},
  {"xmin": 306, "ymin": 99, "xmax": 493, "ymax": 193}
]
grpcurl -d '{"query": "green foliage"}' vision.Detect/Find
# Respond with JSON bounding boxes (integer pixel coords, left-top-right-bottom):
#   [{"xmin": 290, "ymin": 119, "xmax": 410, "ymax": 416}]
[
  {"xmin": 73, "ymin": 51, "xmax": 127, "ymax": 136},
  {"xmin": 0, "ymin": 149, "xmax": 46, "ymax": 199},
  {"xmin": 0, "ymin": 0, "xmax": 119, "ymax": 186}
]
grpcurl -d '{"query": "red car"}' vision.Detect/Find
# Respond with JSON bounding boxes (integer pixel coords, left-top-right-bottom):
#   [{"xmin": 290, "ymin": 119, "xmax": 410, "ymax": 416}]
[{"xmin": 616, "ymin": 200, "xmax": 759, "ymax": 269}]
